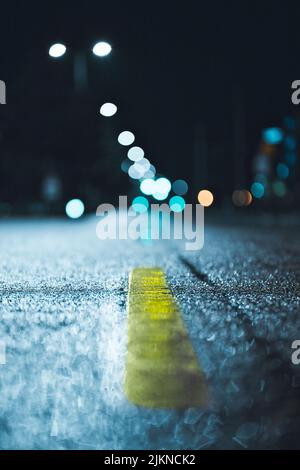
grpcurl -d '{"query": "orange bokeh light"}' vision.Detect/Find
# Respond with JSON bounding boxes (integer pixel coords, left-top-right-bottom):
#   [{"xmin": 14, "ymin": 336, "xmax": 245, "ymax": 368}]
[{"xmin": 197, "ymin": 190, "xmax": 214, "ymax": 207}]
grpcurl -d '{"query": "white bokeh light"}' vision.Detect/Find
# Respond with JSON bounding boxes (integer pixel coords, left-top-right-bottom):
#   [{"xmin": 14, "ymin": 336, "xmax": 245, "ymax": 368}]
[
  {"xmin": 65, "ymin": 199, "xmax": 85, "ymax": 219},
  {"xmin": 127, "ymin": 146, "xmax": 144, "ymax": 162},
  {"xmin": 100, "ymin": 102, "xmax": 117, "ymax": 117},
  {"xmin": 143, "ymin": 164, "xmax": 156, "ymax": 179},
  {"xmin": 118, "ymin": 131, "xmax": 135, "ymax": 146},
  {"xmin": 155, "ymin": 177, "xmax": 171, "ymax": 194},
  {"xmin": 128, "ymin": 163, "xmax": 145, "ymax": 179},
  {"xmin": 137, "ymin": 158, "xmax": 151, "ymax": 172},
  {"xmin": 92, "ymin": 41, "xmax": 112, "ymax": 57},
  {"xmin": 152, "ymin": 190, "xmax": 168, "ymax": 201},
  {"xmin": 140, "ymin": 178, "xmax": 156, "ymax": 195},
  {"xmin": 49, "ymin": 43, "xmax": 66, "ymax": 58},
  {"xmin": 151, "ymin": 177, "xmax": 171, "ymax": 201}
]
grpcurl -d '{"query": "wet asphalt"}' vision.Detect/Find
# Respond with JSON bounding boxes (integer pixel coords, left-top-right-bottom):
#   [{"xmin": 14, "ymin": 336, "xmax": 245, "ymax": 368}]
[{"xmin": 0, "ymin": 216, "xmax": 299, "ymax": 449}]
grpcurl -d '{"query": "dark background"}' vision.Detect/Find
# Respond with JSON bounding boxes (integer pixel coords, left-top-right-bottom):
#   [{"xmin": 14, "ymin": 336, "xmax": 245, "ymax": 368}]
[{"xmin": 0, "ymin": 0, "xmax": 300, "ymax": 213}]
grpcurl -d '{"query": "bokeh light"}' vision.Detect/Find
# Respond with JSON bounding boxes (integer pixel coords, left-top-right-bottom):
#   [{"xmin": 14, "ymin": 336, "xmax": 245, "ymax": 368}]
[
  {"xmin": 244, "ymin": 191, "xmax": 253, "ymax": 206},
  {"xmin": 152, "ymin": 191, "xmax": 168, "ymax": 201},
  {"xmin": 262, "ymin": 128, "xmax": 283, "ymax": 145},
  {"xmin": 273, "ymin": 181, "xmax": 287, "ymax": 197},
  {"xmin": 283, "ymin": 116, "xmax": 296, "ymax": 131},
  {"xmin": 251, "ymin": 182, "xmax": 265, "ymax": 199},
  {"xmin": 152, "ymin": 178, "xmax": 171, "ymax": 201},
  {"xmin": 284, "ymin": 136, "xmax": 297, "ymax": 151},
  {"xmin": 100, "ymin": 103, "xmax": 117, "ymax": 117},
  {"xmin": 49, "ymin": 43, "xmax": 66, "ymax": 58},
  {"xmin": 92, "ymin": 41, "xmax": 112, "ymax": 57},
  {"xmin": 232, "ymin": 190, "xmax": 243, "ymax": 207},
  {"xmin": 121, "ymin": 159, "xmax": 131, "ymax": 173},
  {"xmin": 118, "ymin": 131, "xmax": 135, "ymax": 146},
  {"xmin": 131, "ymin": 196, "xmax": 149, "ymax": 213},
  {"xmin": 155, "ymin": 178, "xmax": 171, "ymax": 194},
  {"xmin": 128, "ymin": 146, "xmax": 144, "ymax": 162},
  {"xmin": 140, "ymin": 178, "xmax": 156, "ymax": 195},
  {"xmin": 197, "ymin": 190, "xmax": 214, "ymax": 207},
  {"xmin": 128, "ymin": 163, "xmax": 145, "ymax": 179},
  {"xmin": 143, "ymin": 170, "xmax": 155, "ymax": 179},
  {"xmin": 276, "ymin": 163, "xmax": 289, "ymax": 179},
  {"xmin": 137, "ymin": 158, "xmax": 151, "ymax": 172},
  {"xmin": 65, "ymin": 199, "xmax": 85, "ymax": 219},
  {"xmin": 143, "ymin": 165, "xmax": 156, "ymax": 179},
  {"xmin": 172, "ymin": 179, "xmax": 188, "ymax": 196},
  {"xmin": 169, "ymin": 196, "xmax": 186, "ymax": 212},
  {"xmin": 232, "ymin": 190, "xmax": 252, "ymax": 207}
]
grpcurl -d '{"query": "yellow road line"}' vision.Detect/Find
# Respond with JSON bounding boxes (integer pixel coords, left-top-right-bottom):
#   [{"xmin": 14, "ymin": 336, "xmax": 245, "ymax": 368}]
[{"xmin": 124, "ymin": 267, "xmax": 208, "ymax": 408}]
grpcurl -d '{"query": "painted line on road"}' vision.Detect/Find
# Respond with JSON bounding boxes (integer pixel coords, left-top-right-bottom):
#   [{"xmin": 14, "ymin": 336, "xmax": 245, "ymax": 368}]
[{"xmin": 124, "ymin": 267, "xmax": 208, "ymax": 408}]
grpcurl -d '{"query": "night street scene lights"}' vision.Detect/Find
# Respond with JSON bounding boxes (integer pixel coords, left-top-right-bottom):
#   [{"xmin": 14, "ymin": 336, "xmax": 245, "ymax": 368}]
[
  {"xmin": 92, "ymin": 41, "xmax": 112, "ymax": 57},
  {"xmin": 48, "ymin": 43, "xmax": 67, "ymax": 58},
  {"xmin": 48, "ymin": 40, "xmax": 112, "ymax": 92}
]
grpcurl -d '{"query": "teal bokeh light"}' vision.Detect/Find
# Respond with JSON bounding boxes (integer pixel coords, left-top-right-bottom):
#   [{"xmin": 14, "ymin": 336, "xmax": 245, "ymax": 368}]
[
  {"xmin": 172, "ymin": 179, "xmax": 188, "ymax": 196},
  {"xmin": 132, "ymin": 196, "xmax": 149, "ymax": 213},
  {"xmin": 273, "ymin": 181, "xmax": 286, "ymax": 198},
  {"xmin": 284, "ymin": 136, "xmax": 297, "ymax": 151},
  {"xmin": 169, "ymin": 196, "xmax": 185, "ymax": 212},
  {"xmin": 276, "ymin": 163, "xmax": 289, "ymax": 179},
  {"xmin": 262, "ymin": 128, "xmax": 283, "ymax": 145},
  {"xmin": 251, "ymin": 182, "xmax": 265, "ymax": 199}
]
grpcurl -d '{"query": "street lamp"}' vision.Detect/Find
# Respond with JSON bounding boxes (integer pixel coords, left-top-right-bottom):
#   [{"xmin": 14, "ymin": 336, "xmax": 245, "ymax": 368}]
[
  {"xmin": 49, "ymin": 43, "xmax": 67, "ymax": 58},
  {"xmin": 48, "ymin": 40, "xmax": 112, "ymax": 92},
  {"xmin": 92, "ymin": 41, "xmax": 112, "ymax": 57}
]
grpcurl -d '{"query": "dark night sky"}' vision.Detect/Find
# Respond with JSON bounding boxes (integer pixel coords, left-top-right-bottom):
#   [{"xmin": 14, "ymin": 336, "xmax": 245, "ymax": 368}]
[{"xmin": 1, "ymin": 0, "xmax": 300, "ymax": 209}]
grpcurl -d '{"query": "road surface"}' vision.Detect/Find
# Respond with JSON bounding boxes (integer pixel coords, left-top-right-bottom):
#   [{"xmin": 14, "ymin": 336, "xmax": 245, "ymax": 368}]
[{"xmin": 0, "ymin": 216, "xmax": 299, "ymax": 449}]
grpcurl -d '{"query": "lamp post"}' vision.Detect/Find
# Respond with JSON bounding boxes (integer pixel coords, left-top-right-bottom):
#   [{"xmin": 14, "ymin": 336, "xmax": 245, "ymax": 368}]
[{"xmin": 48, "ymin": 41, "xmax": 112, "ymax": 93}]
